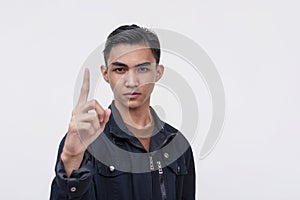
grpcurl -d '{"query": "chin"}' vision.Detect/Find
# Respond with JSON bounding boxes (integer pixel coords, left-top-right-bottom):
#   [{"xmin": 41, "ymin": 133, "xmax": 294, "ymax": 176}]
[
  {"xmin": 116, "ymin": 98, "xmax": 146, "ymax": 110},
  {"xmin": 125, "ymin": 100, "xmax": 143, "ymax": 109}
]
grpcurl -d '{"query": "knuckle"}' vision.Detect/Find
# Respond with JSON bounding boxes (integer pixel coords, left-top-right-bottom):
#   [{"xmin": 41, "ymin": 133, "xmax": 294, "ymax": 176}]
[
  {"xmin": 91, "ymin": 100, "xmax": 97, "ymax": 107},
  {"xmin": 93, "ymin": 99, "xmax": 100, "ymax": 104}
]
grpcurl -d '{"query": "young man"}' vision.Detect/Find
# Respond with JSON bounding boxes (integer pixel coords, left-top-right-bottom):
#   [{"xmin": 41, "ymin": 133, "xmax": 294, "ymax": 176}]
[{"xmin": 50, "ymin": 24, "xmax": 195, "ymax": 200}]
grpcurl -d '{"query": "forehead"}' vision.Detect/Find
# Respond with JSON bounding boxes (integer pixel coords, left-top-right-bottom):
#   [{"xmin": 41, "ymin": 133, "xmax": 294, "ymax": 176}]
[{"xmin": 107, "ymin": 44, "xmax": 155, "ymax": 65}]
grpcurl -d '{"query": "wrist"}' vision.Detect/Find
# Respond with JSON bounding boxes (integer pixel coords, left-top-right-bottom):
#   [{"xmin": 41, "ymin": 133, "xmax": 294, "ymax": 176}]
[{"xmin": 61, "ymin": 150, "xmax": 84, "ymax": 164}]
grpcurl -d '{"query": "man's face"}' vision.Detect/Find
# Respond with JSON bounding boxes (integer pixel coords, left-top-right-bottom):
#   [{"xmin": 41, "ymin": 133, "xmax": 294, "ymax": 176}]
[{"xmin": 101, "ymin": 44, "xmax": 164, "ymax": 109}]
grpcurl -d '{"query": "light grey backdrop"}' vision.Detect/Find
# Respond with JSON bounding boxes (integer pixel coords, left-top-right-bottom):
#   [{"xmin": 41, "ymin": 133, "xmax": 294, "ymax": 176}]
[{"xmin": 0, "ymin": 0, "xmax": 299, "ymax": 199}]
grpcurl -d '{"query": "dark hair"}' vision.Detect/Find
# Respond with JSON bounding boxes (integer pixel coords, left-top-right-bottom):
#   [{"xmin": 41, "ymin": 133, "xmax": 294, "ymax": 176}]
[{"xmin": 103, "ymin": 24, "xmax": 161, "ymax": 65}]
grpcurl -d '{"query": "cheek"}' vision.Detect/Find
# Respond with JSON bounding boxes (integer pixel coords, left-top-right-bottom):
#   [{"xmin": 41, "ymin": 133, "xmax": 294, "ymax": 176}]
[
  {"xmin": 140, "ymin": 83, "xmax": 155, "ymax": 94},
  {"xmin": 140, "ymin": 72, "xmax": 157, "ymax": 83},
  {"xmin": 108, "ymin": 75, "xmax": 124, "ymax": 91},
  {"xmin": 138, "ymin": 74, "xmax": 156, "ymax": 90}
]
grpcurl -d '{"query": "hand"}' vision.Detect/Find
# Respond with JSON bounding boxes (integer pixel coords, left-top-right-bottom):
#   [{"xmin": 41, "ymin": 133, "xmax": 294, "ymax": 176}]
[{"xmin": 61, "ymin": 68, "xmax": 111, "ymax": 175}]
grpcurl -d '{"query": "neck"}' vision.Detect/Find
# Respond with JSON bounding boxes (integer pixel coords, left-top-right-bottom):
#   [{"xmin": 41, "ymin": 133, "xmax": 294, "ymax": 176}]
[{"xmin": 114, "ymin": 100, "xmax": 152, "ymax": 129}]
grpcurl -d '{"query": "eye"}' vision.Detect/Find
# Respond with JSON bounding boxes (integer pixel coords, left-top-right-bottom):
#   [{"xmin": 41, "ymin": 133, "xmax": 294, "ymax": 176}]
[
  {"xmin": 137, "ymin": 66, "xmax": 150, "ymax": 72},
  {"xmin": 112, "ymin": 67, "xmax": 126, "ymax": 73}
]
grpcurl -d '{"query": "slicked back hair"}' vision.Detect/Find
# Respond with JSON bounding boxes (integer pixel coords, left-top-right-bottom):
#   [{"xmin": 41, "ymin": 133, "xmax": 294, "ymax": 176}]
[{"xmin": 103, "ymin": 24, "xmax": 161, "ymax": 66}]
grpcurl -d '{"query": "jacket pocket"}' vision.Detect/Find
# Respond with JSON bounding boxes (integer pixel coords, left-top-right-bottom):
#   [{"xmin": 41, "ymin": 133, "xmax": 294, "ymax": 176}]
[
  {"xmin": 96, "ymin": 161, "xmax": 133, "ymax": 200},
  {"xmin": 97, "ymin": 162, "xmax": 125, "ymax": 177},
  {"xmin": 167, "ymin": 161, "xmax": 188, "ymax": 175},
  {"xmin": 165, "ymin": 161, "xmax": 188, "ymax": 200}
]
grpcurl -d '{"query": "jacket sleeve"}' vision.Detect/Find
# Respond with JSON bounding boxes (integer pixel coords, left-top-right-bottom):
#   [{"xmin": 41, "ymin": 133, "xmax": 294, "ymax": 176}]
[
  {"xmin": 49, "ymin": 136, "xmax": 96, "ymax": 200},
  {"xmin": 182, "ymin": 147, "xmax": 196, "ymax": 200}
]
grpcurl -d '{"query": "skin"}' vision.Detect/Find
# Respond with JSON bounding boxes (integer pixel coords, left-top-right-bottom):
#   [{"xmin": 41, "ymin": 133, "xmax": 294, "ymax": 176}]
[
  {"xmin": 61, "ymin": 44, "xmax": 164, "ymax": 177},
  {"xmin": 101, "ymin": 44, "xmax": 164, "ymax": 128},
  {"xmin": 61, "ymin": 68, "xmax": 111, "ymax": 177}
]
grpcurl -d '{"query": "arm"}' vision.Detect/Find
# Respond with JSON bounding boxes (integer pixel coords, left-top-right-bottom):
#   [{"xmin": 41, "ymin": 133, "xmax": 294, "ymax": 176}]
[
  {"xmin": 182, "ymin": 147, "xmax": 196, "ymax": 200},
  {"xmin": 62, "ymin": 68, "xmax": 110, "ymax": 177},
  {"xmin": 50, "ymin": 68, "xmax": 110, "ymax": 199},
  {"xmin": 50, "ymin": 137, "xmax": 95, "ymax": 200}
]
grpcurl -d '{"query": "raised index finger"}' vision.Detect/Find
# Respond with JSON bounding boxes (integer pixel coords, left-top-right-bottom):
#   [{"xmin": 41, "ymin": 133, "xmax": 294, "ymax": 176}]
[{"xmin": 77, "ymin": 68, "xmax": 90, "ymax": 105}]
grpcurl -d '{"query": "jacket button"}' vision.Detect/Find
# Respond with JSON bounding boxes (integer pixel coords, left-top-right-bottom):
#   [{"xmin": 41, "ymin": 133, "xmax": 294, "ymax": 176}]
[
  {"xmin": 109, "ymin": 165, "xmax": 115, "ymax": 172},
  {"xmin": 164, "ymin": 152, "xmax": 169, "ymax": 159},
  {"xmin": 70, "ymin": 187, "xmax": 76, "ymax": 192},
  {"xmin": 177, "ymin": 166, "xmax": 181, "ymax": 173}
]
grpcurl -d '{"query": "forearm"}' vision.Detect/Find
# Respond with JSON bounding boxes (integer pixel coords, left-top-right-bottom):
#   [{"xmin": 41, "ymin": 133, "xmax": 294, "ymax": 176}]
[
  {"xmin": 61, "ymin": 151, "xmax": 84, "ymax": 177},
  {"xmin": 50, "ymin": 150, "xmax": 95, "ymax": 200}
]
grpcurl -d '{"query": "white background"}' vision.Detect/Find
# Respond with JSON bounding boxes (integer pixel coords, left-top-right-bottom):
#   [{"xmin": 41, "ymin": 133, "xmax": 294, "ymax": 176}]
[{"xmin": 0, "ymin": 0, "xmax": 299, "ymax": 199}]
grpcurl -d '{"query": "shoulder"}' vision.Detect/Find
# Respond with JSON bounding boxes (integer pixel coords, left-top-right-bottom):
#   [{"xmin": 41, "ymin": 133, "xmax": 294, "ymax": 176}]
[
  {"xmin": 161, "ymin": 121, "xmax": 194, "ymax": 159},
  {"xmin": 162, "ymin": 121, "xmax": 180, "ymax": 134},
  {"xmin": 162, "ymin": 121, "xmax": 191, "ymax": 148}
]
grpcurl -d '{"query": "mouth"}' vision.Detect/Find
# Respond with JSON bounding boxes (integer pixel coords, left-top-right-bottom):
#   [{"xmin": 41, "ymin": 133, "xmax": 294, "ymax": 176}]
[{"xmin": 123, "ymin": 92, "xmax": 142, "ymax": 99}]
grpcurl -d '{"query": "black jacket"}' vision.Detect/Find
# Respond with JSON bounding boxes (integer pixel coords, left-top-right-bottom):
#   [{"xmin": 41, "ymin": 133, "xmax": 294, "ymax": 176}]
[{"xmin": 50, "ymin": 102, "xmax": 195, "ymax": 200}]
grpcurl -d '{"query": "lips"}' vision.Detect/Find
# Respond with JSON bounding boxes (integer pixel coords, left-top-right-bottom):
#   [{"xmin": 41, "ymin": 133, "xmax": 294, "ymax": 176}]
[{"xmin": 124, "ymin": 92, "xmax": 141, "ymax": 99}]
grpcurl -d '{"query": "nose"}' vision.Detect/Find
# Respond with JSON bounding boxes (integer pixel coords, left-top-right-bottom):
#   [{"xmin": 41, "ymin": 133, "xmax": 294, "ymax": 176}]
[{"xmin": 124, "ymin": 70, "xmax": 138, "ymax": 88}]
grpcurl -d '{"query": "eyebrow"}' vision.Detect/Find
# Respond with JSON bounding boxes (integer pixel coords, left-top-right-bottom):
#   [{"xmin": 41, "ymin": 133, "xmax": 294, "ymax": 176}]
[
  {"xmin": 135, "ymin": 62, "xmax": 152, "ymax": 67},
  {"xmin": 110, "ymin": 61, "xmax": 128, "ymax": 67},
  {"xmin": 110, "ymin": 61, "xmax": 152, "ymax": 68}
]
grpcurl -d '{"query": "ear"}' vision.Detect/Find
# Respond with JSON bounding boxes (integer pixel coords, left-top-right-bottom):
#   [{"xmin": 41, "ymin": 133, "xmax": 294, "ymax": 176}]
[
  {"xmin": 155, "ymin": 64, "xmax": 164, "ymax": 82},
  {"xmin": 101, "ymin": 65, "xmax": 109, "ymax": 83}
]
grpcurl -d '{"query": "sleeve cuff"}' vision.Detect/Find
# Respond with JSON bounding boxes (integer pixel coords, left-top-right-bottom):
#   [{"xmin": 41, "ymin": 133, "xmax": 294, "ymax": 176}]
[{"xmin": 55, "ymin": 152, "xmax": 93, "ymax": 198}]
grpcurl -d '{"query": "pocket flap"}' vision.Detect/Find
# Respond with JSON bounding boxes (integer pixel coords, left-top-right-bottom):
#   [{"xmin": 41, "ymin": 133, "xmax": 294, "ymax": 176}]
[
  {"xmin": 166, "ymin": 161, "xmax": 188, "ymax": 175},
  {"xmin": 97, "ymin": 162, "xmax": 125, "ymax": 177}
]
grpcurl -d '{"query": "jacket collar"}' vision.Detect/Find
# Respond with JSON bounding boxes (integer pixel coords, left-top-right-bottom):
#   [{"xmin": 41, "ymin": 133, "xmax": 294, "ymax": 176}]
[{"xmin": 107, "ymin": 101, "xmax": 176, "ymax": 151}]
